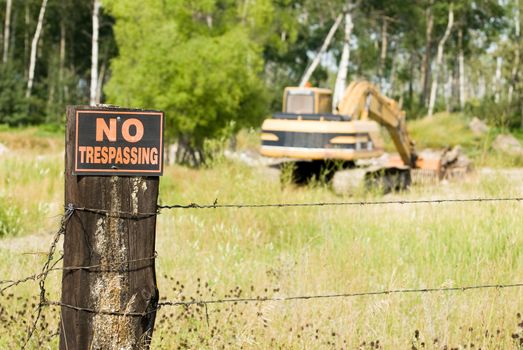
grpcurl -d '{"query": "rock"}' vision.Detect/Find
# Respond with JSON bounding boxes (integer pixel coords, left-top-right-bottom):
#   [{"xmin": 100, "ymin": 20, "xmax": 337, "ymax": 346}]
[
  {"xmin": 492, "ymin": 134, "xmax": 523, "ymax": 156},
  {"xmin": 440, "ymin": 145, "xmax": 473, "ymax": 180},
  {"xmin": 441, "ymin": 145, "xmax": 461, "ymax": 165},
  {"xmin": 332, "ymin": 169, "xmax": 367, "ymax": 195},
  {"xmin": 469, "ymin": 117, "xmax": 489, "ymax": 136},
  {"xmin": 0, "ymin": 143, "xmax": 8, "ymax": 156}
]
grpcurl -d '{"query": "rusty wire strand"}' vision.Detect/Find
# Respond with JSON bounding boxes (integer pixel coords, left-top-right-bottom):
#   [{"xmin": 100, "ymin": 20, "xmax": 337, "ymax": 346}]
[
  {"xmin": 21, "ymin": 205, "xmax": 74, "ymax": 349},
  {"xmin": 0, "ymin": 253, "xmax": 158, "ymax": 294},
  {"xmin": 68, "ymin": 206, "xmax": 158, "ymax": 219},
  {"xmin": 2, "ymin": 195, "xmax": 521, "ymax": 341},
  {"xmin": 157, "ymin": 196, "xmax": 523, "ymax": 210},
  {"xmin": 0, "ymin": 256, "xmax": 63, "ymax": 293},
  {"xmin": 62, "ymin": 197, "xmax": 523, "ymax": 218},
  {"xmin": 44, "ymin": 300, "xmax": 154, "ymax": 317},
  {"xmin": 43, "ymin": 282, "xmax": 523, "ymax": 317}
]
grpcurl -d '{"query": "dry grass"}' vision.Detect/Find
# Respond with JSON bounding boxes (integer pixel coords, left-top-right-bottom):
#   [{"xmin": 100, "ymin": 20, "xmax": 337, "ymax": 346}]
[{"xmin": 0, "ymin": 127, "xmax": 523, "ymax": 349}]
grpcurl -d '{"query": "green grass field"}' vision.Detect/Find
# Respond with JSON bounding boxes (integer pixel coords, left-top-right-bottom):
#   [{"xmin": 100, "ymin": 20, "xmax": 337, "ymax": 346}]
[{"xmin": 0, "ymin": 122, "xmax": 523, "ymax": 349}]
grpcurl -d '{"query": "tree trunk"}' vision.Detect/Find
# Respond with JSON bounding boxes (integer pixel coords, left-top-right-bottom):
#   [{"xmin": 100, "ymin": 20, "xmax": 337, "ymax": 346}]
[
  {"xmin": 300, "ymin": 13, "xmax": 343, "ymax": 87},
  {"xmin": 96, "ymin": 60, "xmax": 106, "ymax": 104},
  {"xmin": 478, "ymin": 76, "xmax": 486, "ymax": 99},
  {"xmin": 509, "ymin": 0, "xmax": 520, "ymax": 103},
  {"xmin": 419, "ymin": 0, "xmax": 434, "ymax": 106},
  {"xmin": 59, "ymin": 19, "xmax": 66, "ymax": 104},
  {"xmin": 26, "ymin": 0, "xmax": 48, "ymax": 99},
  {"xmin": 428, "ymin": 5, "xmax": 454, "ymax": 117},
  {"xmin": 494, "ymin": 56, "xmax": 503, "ymax": 103},
  {"xmin": 458, "ymin": 29, "xmax": 466, "ymax": 110},
  {"xmin": 3, "ymin": 0, "xmax": 12, "ymax": 64},
  {"xmin": 333, "ymin": 11, "xmax": 353, "ymax": 110},
  {"xmin": 408, "ymin": 52, "xmax": 415, "ymax": 104},
  {"xmin": 241, "ymin": 0, "xmax": 250, "ymax": 26},
  {"xmin": 444, "ymin": 64, "xmax": 452, "ymax": 112},
  {"xmin": 90, "ymin": 0, "xmax": 101, "ymax": 106},
  {"xmin": 378, "ymin": 16, "xmax": 389, "ymax": 89},
  {"xmin": 24, "ymin": 2, "xmax": 30, "ymax": 79}
]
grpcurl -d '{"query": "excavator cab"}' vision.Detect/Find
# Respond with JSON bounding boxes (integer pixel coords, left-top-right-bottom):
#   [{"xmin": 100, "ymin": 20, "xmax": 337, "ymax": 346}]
[{"xmin": 283, "ymin": 87, "xmax": 333, "ymax": 114}]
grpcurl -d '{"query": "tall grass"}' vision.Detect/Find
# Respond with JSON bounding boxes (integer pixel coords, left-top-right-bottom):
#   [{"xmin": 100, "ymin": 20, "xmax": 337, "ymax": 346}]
[{"xmin": 0, "ymin": 127, "xmax": 522, "ymax": 348}]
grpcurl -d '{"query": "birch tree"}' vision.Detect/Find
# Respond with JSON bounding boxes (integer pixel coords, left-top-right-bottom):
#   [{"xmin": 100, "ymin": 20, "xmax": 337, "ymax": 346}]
[
  {"xmin": 2, "ymin": 0, "xmax": 12, "ymax": 64},
  {"xmin": 299, "ymin": 14, "xmax": 343, "ymax": 87},
  {"xmin": 90, "ymin": 0, "xmax": 101, "ymax": 105},
  {"xmin": 26, "ymin": 0, "xmax": 48, "ymax": 98},
  {"xmin": 494, "ymin": 56, "xmax": 503, "ymax": 103},
  {"xmin": 378, "ymin": 16, "xmax": 389, "ymax": 89},
  {"xmin": 458, "ymin": 29, "xmax": 466, "ymax": 109},
  {"xmin": 420, "ymin": 0, "xmax": 434, "ymax": 106},
  {"xmin": 508, "ymin": 0, "xmax": 520, "ymax": 103},
  {"xmin": 333, "ymin": 11, "xmax": 354, "ymax": 109},
  {"xmin": 427, "ymin": 4, "xmax": 454, "ymax": 117}
]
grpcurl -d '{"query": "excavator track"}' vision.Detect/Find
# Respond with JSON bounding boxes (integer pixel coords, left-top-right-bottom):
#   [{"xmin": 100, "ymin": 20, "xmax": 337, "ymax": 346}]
[{"xmin": 332, "ymin": 166, "xmax": 411, "ymax": 195}]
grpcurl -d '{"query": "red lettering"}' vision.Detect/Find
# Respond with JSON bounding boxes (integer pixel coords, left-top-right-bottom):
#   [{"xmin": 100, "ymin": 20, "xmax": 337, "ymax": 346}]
[
  {"xmin": 131, "ymin": 148, "xmax": 138, "ymax": 164},
  {"xmin": 150, "ymin": 148, "xmax": 158, "ymax": 165},
  {"xmin": 108, "ymin": 147, "xmax": 116, "ymax": 163},
  {"xmin": 122, "ymin": 118, "xmax": 144, "ymax": 143},
  {"xmin": 141, "ymin": 147, "xmax": 150, "ymax": 164},
  {"xmin": 93, "ymin": 146, "xmax": 101, "ymax": 164},
  {"xmin": 96, "ymin": 118, "xmax": 117, "ymax": 142},
  {"xmin": 123, "ymin": 147, "xmax": 130, "ymax": 164},
  {"xmin": 78, "ymin": 146, "xmax": 86, "ymax": 163},
  {"xmin": 86, "ymin": 147, "xmax": 94, "ymax": 163},
  {"xmin": 115, "ymin": 147, "xmax": 123, "ymax": 164},
  {"xmin": 101, "ymin": 147, "xmax": 108, "ymax": 163}
]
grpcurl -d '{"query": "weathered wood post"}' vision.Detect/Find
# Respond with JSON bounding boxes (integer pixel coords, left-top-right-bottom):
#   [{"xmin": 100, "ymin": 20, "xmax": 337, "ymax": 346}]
[{"xmin": 60, "ymin": 106, "xmax": 164, "ymax": 349}]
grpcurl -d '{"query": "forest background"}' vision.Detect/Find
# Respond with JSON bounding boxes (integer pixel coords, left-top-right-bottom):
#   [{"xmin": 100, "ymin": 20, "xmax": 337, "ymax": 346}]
[{"xmin": 0, "ymin": 0, "xmax": 521, "ymax": 160}]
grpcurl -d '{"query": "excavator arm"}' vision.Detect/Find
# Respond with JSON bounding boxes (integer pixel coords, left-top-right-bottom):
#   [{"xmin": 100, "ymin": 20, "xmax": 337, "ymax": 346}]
[{"xmin": 337, "ymin": 81, "xmax": 418, "ymax": 167}]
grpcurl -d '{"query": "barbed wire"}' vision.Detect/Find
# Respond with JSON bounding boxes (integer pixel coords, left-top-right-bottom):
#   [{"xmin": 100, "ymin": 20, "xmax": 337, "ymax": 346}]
[
  {"xmin": 0, "ymin": 253, "xmax": 158, "ymax": 294},
  {"xmin": 21, "ymin": 205, "xmax": 74, "ymax": 349},
  {"xmin": 60, "ymin": 197, "xmax": 523, "ymax": 219},
  {"xmin": 0, "ymin": 255, "xmax": 63, "ymax": 293},
  {"xmin": 157, "ymin": 196, "xmax": 523, "ymax": 210},
  {"xmin": 1, "ymin": 195, "xmax": 521, "ymax": 345},
  {"xmin": 42, "ymin": 281, "xmax": 523, "ymax": 317},
  {"xmin": 69, "ymin": 206, "xmax": 158, "ymax": 219},
  {"xmin": 44, "ymin": 300, "xmax": 155, "ymax": 317},
  {"xmin": 158, "ymin": 282, "xmax": 523, "ymax": 306}
]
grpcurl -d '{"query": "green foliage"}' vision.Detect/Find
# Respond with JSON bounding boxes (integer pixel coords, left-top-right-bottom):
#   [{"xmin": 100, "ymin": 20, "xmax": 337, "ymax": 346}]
[
  {"xmin": 464, "ymin": 97, "xmax": 522, "ymax": 129},
  {"xmin": 0, "ymin": 0, "xmax": 520, "ymax": 139},
  {"xmin": 0, "ymin": 0, "xmax": 115, "ymax": 126},
  {"xmin": 0, "ymin": 65, "xmax": 29, "ymax": 125},
  {"xmin": 105, "ymin": 0, "xmax": 269, "ymax": 147}
]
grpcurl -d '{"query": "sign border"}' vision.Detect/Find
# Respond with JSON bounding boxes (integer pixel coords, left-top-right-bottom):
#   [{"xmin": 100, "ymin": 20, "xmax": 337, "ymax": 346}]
[{"xmin": 73, "ymin": 109, "xmax": 164, "ymax": 176}]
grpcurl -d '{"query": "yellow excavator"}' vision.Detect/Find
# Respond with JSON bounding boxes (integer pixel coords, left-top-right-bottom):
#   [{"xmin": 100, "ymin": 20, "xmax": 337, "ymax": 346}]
[{"xmin": 260, "ymin": 81, "xmax": 443, "ymax": 193}]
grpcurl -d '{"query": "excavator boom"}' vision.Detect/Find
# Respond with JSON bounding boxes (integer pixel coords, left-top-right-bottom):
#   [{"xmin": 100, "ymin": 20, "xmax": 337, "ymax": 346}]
[{"xmin": 337, "ymin": 81, "xmax": 417, "ymax": 167}]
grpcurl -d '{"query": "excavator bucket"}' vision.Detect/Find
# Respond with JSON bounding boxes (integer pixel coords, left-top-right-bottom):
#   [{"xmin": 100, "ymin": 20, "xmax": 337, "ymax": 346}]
[
  {"xmin": 412, "ymin": 157, "xmax": 443, "ymax": 185},
  {"xmin": 386, "ymin": 154, "xmax": 442, "ymax": 185},
  {"xmin": 385, "ymin": 146, "xmax": 472, "ymax": 186}
]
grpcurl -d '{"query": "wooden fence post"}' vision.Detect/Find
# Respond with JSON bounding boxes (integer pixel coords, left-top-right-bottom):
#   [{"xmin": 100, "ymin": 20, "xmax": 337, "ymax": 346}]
[{"xmin": 60, "ymin": 105, "xmax": 161, "ymax": 349}]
